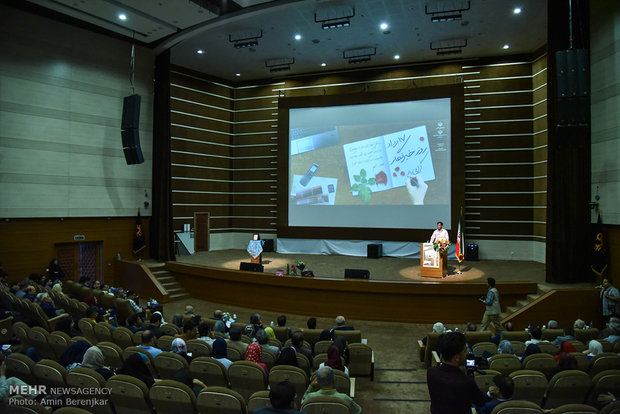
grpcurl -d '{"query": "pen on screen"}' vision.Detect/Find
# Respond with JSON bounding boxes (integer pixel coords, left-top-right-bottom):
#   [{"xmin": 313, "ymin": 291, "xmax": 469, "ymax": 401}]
[{"xmin": 408, "ymin": 175, "xmax": 419, "ymax": 188}]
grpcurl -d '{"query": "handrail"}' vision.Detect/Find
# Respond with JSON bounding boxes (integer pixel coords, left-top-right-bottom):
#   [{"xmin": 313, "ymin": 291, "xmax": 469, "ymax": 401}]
[{"xmin": 114, "ymin": 260, "xmax": 170, "ymax": 304}]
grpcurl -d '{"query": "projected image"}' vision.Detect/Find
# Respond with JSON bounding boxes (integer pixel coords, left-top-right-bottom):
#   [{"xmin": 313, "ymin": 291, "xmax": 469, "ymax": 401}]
[{"xmin": 288, "ymin": 98, "xmax": 452, "ymax": 229}]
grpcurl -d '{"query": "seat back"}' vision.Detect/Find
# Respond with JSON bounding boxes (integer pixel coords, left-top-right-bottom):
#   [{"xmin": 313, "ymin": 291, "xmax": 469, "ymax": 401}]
[
  {"xmin": 489, "ymin": 354, "xmax": 522, "ymax": 376},
  {"xmin": 272, "ymin": 326, "xmax": 290, "ymax": 343},
  {"xmin": 569, "ymin": 340, "xmax": 586, "ymax": 352},
  {"xmin": 269, "ymin": 365, "xmax": 308, "ymax": 408},
  {"xmin": 153, "ymin": 352, "xmax": 189, "ymax": 379},
  {"xmin": 112, "ymin": 327, "xmax": 135, "ymax": 349},
  {"xmin": 28, "ymin": 326, "xmax": 55, "ymax": 359},
  {"xmin": 501, "ymin": 331, "xmax": 530, "ymax": 342},
  {"xmin": 541, "ymin": 328, "xmax": 564, "ymax": 341},
  {"xmin": 574, "ymin": 328, "xmax": 599, "ymax": 344},
  {"xmin": 94, "ymin": 322, "xmax": 114, "ymax": 342},
  {"xmin": 510, "ymin": 341, "xmax": 526, "ymax": 356},
  {"xmin": 473, "ymin": 369, "xmax": 502, "ymax": 393},
  {"xmin": 586, "ymin": 369, "xmax": 620, "ymax": 407},
  {"xmin": 67, "ymin": 367, "xmax": 113, "ymax": 414},
  {"xmin": 12, "ymin": 321, "xmax": 31, "ymax": 346},
  {"xmin": 491, "ymin": 400, "xmax": 545, "ymax": 413},
  {"xmin": 548, "ymin": 403, "xmax": 598, "ymax": 413},
  {"xmin": 537, "ymin": 341, "xmax": 560, "ymax": 355},
  {"xmin": 348, "ymin": 343, "xmax": 374, "ymax": 378},
  {"xmin": 5, "ymin": 352, "xmax": 36, "ymax": 384},
  {"xmin": 423, "ymin": 333, "xmax": 441, "ymax": 368},
  {"xmin": 49, "ymin": 331, "xmax": 72, "ymax": 359},
  {"xmin": 301, "ymin": 395, "xmax": 351, "ymax": 414},
  {"xmin": 543, "ymin": 370, "xmax": 591, "ymax": 409},
  {"xmin": 314, "ymin": 340, "xmax": 333, "ymax": 355},
  {"xmin": 196, "ymin": 386, "xmax": 247, "ymax": 414},
  {"xmin": 599, "ymin": 401, "xmax": 620, "ymax": 414},
  {"xmin": 247, "ymin": 390, "xmax": 271, "ymax": 413},
  {"xmin": 149, "ymin": 379, "xmax": 197, "ymax": 414},
  {"xmin": 336, "ymin": 330, "xmax": 361, "ymax": 344},
  {"xmin": 189, "ymin": 357, "xmax": 229, "ymax": 388},
  {"xmin": 301, "ymin": 329, "xmax": 325, "ymax": 348},
  {"xmin": 228, "ymin": 360, "xmax": 268, "ymax": 403},
  {"xmin": 107, "ymin": 374, "xmax": 153, "ymax": 414},
  {"xmin": 588, "ymin": 353, "xmax": 620, "ymax": 377},
  {"xmin": 464, "ymin": 331, "xmax": 493, "ymax": 346},
  {"xmin": 570, "ymin": 352, "xmax": 591, "ymax": 372},
  {"xmin": 123, "ymin": 346, "xmax": 157, "ymax": 377},
  {"xmin": 227, "ymin": 346, "xmax": 242, "ymax": 361},
  {"xmin": 187, "ymin": 339, "xmax": 212, "ymax": 357},
  {"xmin": 522, "ymin": 353, "xmax": 557, "ymax": 378},
  {"xmin": 161, "ymin": 324, "xmax": 181, "ymax": 336},
  {"xmin": 509, "ymin": 370, "xmax": 548, "ymax": 405},
  {"xmin": 78, "ymin": 318, "xmax": 98, "ymax": 344},
  {"xmin": 261, "ymin": 347, "xmax": 277, "ymax": 371},
  {"xmin": 313, "ymin": 353, "xmax": 328, "ymax": 371},
  {"xmin": 296, "ymin": 353, "xmax": 311, "ymax": 377},
  {"xmin": 473, "ymin": 341, "xmax": 498, "ymax": 356},
  {"xmin": 97, "ymin": 341, "xmax": 124, "ymax": 370},
  {"xmin": 54, "ymin": 407, "xmax": 94, "ymax": 414},
  {"xmin": 33, "ymin": 358, "xmax": 67, "ymax": 388},
  {"xmin": 156, "ymin": 335, "xmax": 174, "ymax": 352},
  {"xmin": 599, "ymin": 340, "xmax": 614, "ymax": 352}
]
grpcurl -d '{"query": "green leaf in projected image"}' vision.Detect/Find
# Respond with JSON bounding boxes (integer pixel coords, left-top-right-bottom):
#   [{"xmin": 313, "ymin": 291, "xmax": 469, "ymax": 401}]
[
  {"xmin": 361, "ymin": 178, "xmax": 367, "ymax": 183},
  {"xmin": 351, "ymin": 184, "xmax": 360, "ymax": 191},
  {"xmin": 368, "ymin": 178, "xmax": 376, "ymax": 185},
  {"xmin": 353, "ymin": 175, "xmax": 361, "ymax": 182},
  {"xmin": 359, "ymin": 186, "xmax": 372, "ymax": 203},
  {"xmin": 360, "ymin": 169, "xmax": 367, "ymax": 177}
]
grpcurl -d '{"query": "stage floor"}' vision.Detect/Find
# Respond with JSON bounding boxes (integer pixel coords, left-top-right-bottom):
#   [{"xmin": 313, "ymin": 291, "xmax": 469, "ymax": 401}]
[{"xmin": 175, "ymin": 249, "xmax": 547, "ymax": 284}]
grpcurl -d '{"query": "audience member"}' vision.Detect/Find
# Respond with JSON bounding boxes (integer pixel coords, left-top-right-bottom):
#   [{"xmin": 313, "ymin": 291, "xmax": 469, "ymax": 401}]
[
  {"xmin": 525, "ymin": 326, "xmax": 547, "ymax": 346},
  {"xmin": 600, "ymin": 278, "xmax": 619, "ymax": 323},
  {"xmin": 602, "ymin": 317, "xmax": 620, "ymax": 343},
  {"xmin": 331, "ymin": 315, "xmax": 354, "ymax": 332},
  {"xmin": 137, "ymin": 330, "xmax": 163, "ymax": 358},
  {"xmin": 521, "ymin": 343, "xmax": 541, "ymax": 362},
  {"xmin": 146, "ymin": 312, "xmax": 164, "ymax": 338},
  {"xmin": 213, "ymin": 310, "xmax": 226, "ymax": 334},
  {"xmin": 59, "ymin": 340, "xmax": 91, "ymax": 371},
  {"xmin": 549, "ymin": 353, "xmax": 578, "ymax": 379},
  {"xmin": 246, "ymin": 343, "xmax": 268, "ymax": 376},
  {"xmin": 497, "ymin": 340, "xmax": 514, "ymax": 355},
  {"xmin": 254, "ymin": 380, "xmax": 303, "ymax": 414},
  {"xmin": 320, "ymin": 345, "xmax": 349, "ymax": 375},
  {"xmin": 184, "ymin": 305, "xmax": 195, "ymax": 317},
  {"xmin": 584, "ymin": 340, "xmax": 603, "ymax": 359},
  {"xmin": 35, "ymin": 292, "xmax": 58, "ymax": 318},
  {"xmin": 302, "ymin": 366, "xmax": 362, "ymax": 414},
  {"xmin": 126, "ymin": 314, "xmax": 143, "ymax": 334},
  {"xmin": 474, "ymin": 375, "xmax": 514, "ymax": 414},
  {"xmin": 553, "ymin": 341, "xmax": 576, "ymax": 361},
  {"xmin": 196, "ymin": 322, "xmax": 215, "ymax": 346},
  {"xmin": 81, "ymin": 346, "xmax": 114, "ymax": 380},
  {"xmin": 46, "ymin": 258, "xmax": 64, "ymax": 280},
  {"xmin": 246, "ymin": 313, "xmax": 264, "ymax": 338},
  {"xmin": 173, "ymin": 368, "xmax": 207, "ymax": 397},
  {"xmin": 551, "ymin": 327, "xmax": 576, "ymax": 347},
  {"xmin": 333, "ymin": 335, "xmax": 350, "ymax": 366},
  {"xmin": 171, "ymin": 337, "xmax": 192, "ymax": 363},
  {"xmin": 0, "ymin": 355, "xmax": 38, "ymax": 401},
  {"xmin": 277, "ymin": 315, "xmax": 287, "ymax": 327},
  {"xmin": 574, "ymin": 318, "xmax": 587, "ymax": 330},
  {"xmin": 256, "ymin": 328, "xmax": 280, "ymax": 358},
  {"xmin": 421, "ymin": 322, "xmax": 447, "ymax": 346},
  {"xmin": 226, "ymin": 326, "xmax": 249, "ymax": 356},
  {"xmin": 211, "ymin": 338, "xmax": 233, "ymax": 370},
  {"xmin": 547, "ymin": 320, "xmax": 559, "ymax": 329},
  {"xmin": 55, "ymin": 316, "xmax": 78, "ymax": 337},
  {"xmin": 427, "ymin": 332, "xmax": 488, "ymax": 414},
  {"xmin": 275, "ymin": 347, "xmax": 298, "ymax": 367},
  {"xmin": 175, "ymin": 320, "xmax": 198, "ymax": 342},
  {"xmin": 318, "ymin": 329, "xmax": 333, "ymax": 342},
  {"xmin": 466, "ymin": 322, "xmax": 478, "ymax": 332},
  {"xmin": 291, "ymin": 331, "xmax": 313, "ymax": 363},
  {"xmin": 307, "ymin": 317, "xmax": 317, "ymax": 330},
  {"xmin": 118, "ymin": 353, "xmax": 154, "ymax": 387},
  {"xmin": 265, "ymin": 326, "xmax": 277, "ymax": 339}
]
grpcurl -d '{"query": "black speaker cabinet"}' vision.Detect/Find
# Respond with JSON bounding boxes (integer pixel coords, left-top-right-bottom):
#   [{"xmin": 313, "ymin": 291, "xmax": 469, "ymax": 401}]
[
  {"xmin": 121, "ymin": 128, "xmax": 144, "ymax": 165},
  {"xmin": 121, "ymin": 94, "xmax": 141, "ymax": 129},
  {"xmin": 466, "ymin": 244, "xmax": 479, "ymax": 261},
  {"xmin": 240, "ymin": 262, "xmax": 264, "ymax": 272},
  {"xmin": 367, "ymin": 243, "xmax": 382, "ymax": 259},
  {"xmin": 263, "ymin": 239, "xmax": 274, "ymax": 252},
  {"xmin": 344, "ymin": 268, "xmax": 370, "ymax": 279},
  {"xmin": 555, "ymin": 49, "xmax": 589, "ymax": 98}
]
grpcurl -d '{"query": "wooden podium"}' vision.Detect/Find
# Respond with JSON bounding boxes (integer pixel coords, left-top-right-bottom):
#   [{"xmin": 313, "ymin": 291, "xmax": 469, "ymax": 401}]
[{"xmin": 420, "ymin": 243, "xmax": 448, "ymax": 278}]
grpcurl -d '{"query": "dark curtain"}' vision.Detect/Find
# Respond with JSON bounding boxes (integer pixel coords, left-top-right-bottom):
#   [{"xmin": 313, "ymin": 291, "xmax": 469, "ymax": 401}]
[
  {"xmin": 150, "ymin": 49, "xmax": 175, "ymax": 262},
  {"xmin": 546, "ymin": 0, "xmax": 590, "ymax": 283}
]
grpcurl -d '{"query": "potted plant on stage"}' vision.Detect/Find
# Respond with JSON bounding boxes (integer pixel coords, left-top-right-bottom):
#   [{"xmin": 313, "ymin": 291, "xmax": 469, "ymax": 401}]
[
  {"xmin": 433, "ymin": 238, "xmax": 450, "ymax": 257},
  {"xmin": 296, "ymin": 260, "xmax": 314, "ymax": 277}
]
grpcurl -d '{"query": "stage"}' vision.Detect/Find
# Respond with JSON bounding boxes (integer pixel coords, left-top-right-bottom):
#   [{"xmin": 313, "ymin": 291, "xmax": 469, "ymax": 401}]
[{"xmin": 175, "ymin": 249, "xmax": 546, "ymax": 284}]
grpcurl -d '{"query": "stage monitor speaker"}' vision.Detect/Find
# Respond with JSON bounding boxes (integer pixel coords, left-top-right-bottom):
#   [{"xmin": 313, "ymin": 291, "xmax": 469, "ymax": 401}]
[
  {"xmin": 466, "ymin": 244, "xmax": 479, "ymax": 261},
  {"xmin": 344, "ymin": 268, "xmax": 370, "ymax": 279},
  {"xmin": 121, "ymin": 94, "xmax": 141, "ymax": 130},
  {"xmin": 240, "ymin": 262, "xmax": 264, "ymax": 272},
  {"xmin": 367, "ymin": 244, "xmax": 382, "ymax": 259},
  {"xmin": 121, "ymin": 128, "xmax": 144, "ymax": 165},
  {"xmin": 263, "ymin": 239, "xmax": 274, "ymax": 252}
]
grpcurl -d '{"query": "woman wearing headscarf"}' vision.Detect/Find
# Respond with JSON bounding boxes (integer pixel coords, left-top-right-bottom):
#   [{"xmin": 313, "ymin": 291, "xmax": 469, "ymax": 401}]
[
  {"xmin": 211, "ymin": 338, "xmax": 233, "ymax": 370},
  {"xmin": 274, "ymin": 347, "xmax": 298, "ymax": 367},
  {"xmin": 553, "ymin": 341, "xmax": 577, "ymax": 361},
  {"xmin": 520, "ymin": 343, "xmax": 541, "ymax": 363},
  {"xmin": 55, "ymin": 316, "xmax": 78, "ymax": 337},
  {"xmin": 333, "ymin": 335, "xmax": 350, "ymax": 366},
  {"xmin": 584, "ymin": 340, "xmax": 603, "ymax": 359},
  {"xmin": 59, "ymin": 340, "xmax": 91, "ymax": 371},
  {"xmin": 118, "ymin": 353, "xmax": 154, "ymax": 387},
  {"xmin": 81, "ymin": 346, "xmax": 115, "ymax": 380},
  {"xmin": 497, "ymin": 340, "xmax": 514, "ymax": 355},
  {"xmin": 265, "ymin": 326, "xmax": 276, "ymax": 340},
  {"xmin": 318, "ymin": 329, "xmax": 333, "ymax": 342},
  {"xmin": 171, "ymin": 337, "xmax": 192, "ymax": 363},
  {"xmin": 319, "ymin": 345, "xmax": 349, "ymax": 375},
  {"xmin": 245, "ymin": 343, "xmax": 268, "ymax": 376}
]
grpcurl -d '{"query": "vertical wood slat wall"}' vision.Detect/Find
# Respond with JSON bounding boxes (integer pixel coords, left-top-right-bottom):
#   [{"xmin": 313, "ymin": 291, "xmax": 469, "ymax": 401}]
[{"xmin": 169, "ymin": 53, "xmax": 547, "ymax": 241}]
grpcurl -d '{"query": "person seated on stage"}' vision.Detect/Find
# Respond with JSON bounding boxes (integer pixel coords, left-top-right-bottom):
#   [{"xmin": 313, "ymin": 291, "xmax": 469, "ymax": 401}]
[
  {"xmin": 256, "ymin": 328, "xmax": 280, "ymax": 358},
  {"xmin": 291, "ymin": 330, "xmax": 313, "ymax": 362},
  {"xmin": 197, "ymin": 321, "xmax": 215, "ymax": 346},
  {"xmin": 551, "ymin": 326, "xmax": 576, "ymax": 347},
  {"xmin": 525, "ymin": 326, "xmax": 548, "ymax": 346},
  {"xmin": 307, "ymin": 317, "xmax": 317, "ymax": 330},
  {"xmin": 146, "ymin": 312, "xmax": 165, "ymax": 338},
  {"xmin": 331, "ymin": 315, "xmax": 354, "ymax": 333},
  {"xmin": 430, "ymin": 221, "xmax": 449, "ymax": 243},
  {"xmin": 137, "ymin": 330, "xmax": 163, "ymax": 358},
  {"xmin": 226, "ymin": 326, "xmax": 248, "ymax": 357}
]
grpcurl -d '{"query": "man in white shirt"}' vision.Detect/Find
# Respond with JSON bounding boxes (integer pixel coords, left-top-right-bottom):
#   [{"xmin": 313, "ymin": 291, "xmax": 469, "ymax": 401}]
[{"xmin": 430, "ymin": 221, "xmax": 449, "ymax": 243}]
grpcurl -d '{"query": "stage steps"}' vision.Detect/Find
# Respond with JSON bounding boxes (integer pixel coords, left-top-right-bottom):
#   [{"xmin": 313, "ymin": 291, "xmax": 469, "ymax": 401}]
[
  {"xmin": 148, "ymin": 264, "xmax": 190, "ymax": 301},
  {"xmin": 500, "ymin": 284, "xmax": 551, "ymax": 320}
]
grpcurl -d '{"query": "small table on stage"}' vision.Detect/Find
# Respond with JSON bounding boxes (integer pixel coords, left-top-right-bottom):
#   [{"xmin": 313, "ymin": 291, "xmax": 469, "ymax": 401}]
[{"xmin": 420, "ymin": 243, "xmax": 448, "ymax": 278}]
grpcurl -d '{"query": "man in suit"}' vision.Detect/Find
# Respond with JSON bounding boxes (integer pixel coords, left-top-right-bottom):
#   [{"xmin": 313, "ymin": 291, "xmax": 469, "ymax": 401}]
[{"xmin": 331, "ymin": 315, "xmax": 354, "ymax": 333}]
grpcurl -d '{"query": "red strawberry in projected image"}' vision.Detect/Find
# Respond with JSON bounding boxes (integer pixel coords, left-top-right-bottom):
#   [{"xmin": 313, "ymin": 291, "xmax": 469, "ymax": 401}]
[{"xmin": 375, "ymin": 170, "xmax": 387, "ymax": 185}]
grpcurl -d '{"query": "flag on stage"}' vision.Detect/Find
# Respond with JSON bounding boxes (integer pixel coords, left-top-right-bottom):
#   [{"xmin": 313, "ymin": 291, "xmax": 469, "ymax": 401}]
[
  {"xmin": 591, "ymin": 212, "xmax": 608, "ymax": 277},
  {"xmin": 456, "ymin": 207, "xmax": 465, "ymax": 263},
  {"xmin": 133, "ymin": 210, "xmax": 146, "ymax": 254}
]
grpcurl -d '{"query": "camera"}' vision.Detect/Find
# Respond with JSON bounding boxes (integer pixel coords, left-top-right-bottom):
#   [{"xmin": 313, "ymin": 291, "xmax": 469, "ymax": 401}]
[{"xmin": 466, "ymin": 354, "xmax": 476, "ymax": 368}]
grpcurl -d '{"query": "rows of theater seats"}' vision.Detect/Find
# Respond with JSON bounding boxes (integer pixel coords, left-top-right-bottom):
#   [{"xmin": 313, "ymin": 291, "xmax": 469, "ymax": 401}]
[{"xmin": 487, "ymin": 400, "xmax": 620, "ymax": 414}]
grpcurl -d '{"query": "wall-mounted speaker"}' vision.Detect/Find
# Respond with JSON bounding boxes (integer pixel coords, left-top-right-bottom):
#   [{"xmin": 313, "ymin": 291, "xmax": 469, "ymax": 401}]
[
  {"xmin": 240, "ymin": 262, "xmax": 264, "ymax": 272},
  {"xmin": 367, "ymin": 243, "xmax": 382, "ymax": 259},
  {"xmin": 344, "ymin": 268, "xmax": 370, "ymax": 279},
  {"xmin": 121, "ymin": 94, "xmax": 144, "ymax": 165}
]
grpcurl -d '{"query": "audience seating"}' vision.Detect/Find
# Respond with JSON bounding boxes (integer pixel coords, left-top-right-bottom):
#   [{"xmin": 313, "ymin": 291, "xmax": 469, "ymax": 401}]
[
  {"xmin": 189, "ymin": 357, "xmax": 229, "ymax": 388},
  {"xmin": 67, "ymin": 367, "xmax": 114, "ymax": 414},
  {"xmin": 510, "ymin": 341, "xmax": 526, "ymax": 356},
  {"xmin": 228, "ymin": 360, "xmax": 268, "ymax": 403},
  {"xmin": 94, "ymin": 322, "xmax": 114, "ymax": 342},
  {"xmin": 5, "ymin": 352, "xmax": 36, "ymax": 384},
  {"xmin": 187, "ymin": 339, "xmax": 212, "ymax": 357},
  {"xmin": 543, "ymin": 370, "xmax": 591, "ymax": 409},
  {"xmin": 247, "ymin": 390, "xmax": 271, "ymax": 413},
  {"xmin": 0, "ymin": 315, "xmax": 13, "ymax": 343},
  {"xmin": 111, "ymin": 326, "xmax": 135, "ymax": 349},
  {"xmin": 272, "ymin": 326, "xmax": 290, "ymax": 343},
  {"xmin": 228, "ymin": 346, "xmax": 242, "ymax": 361},
  {"xmin": 348, "ymin": 343, "xmax": 374, "ymax": 380},
  {"xmin": 473, "ymin": 341, "xmax": 498, "ymax": 356},
  {"xmin": 284, "ymin": 338, "xmax": 311, "ymax": 350},
  {"xmin": 574, "ymin": 329, "xmax": 600, "ymax": 345},
  {"xmin": 510, "ymin": 370, "xmax": 548, "ymax": 406},
  {"xmin": 501, "ymin": 331, "xmax": 530, "ymax": 342},
  {"xmin": 0, "ymin": 397, "xmax": 53, "ymax": 414},
  {"xmin": 54, "ymin": 407, "xmax": 94, "ymax": 414},
  {"xmin": 310, "ymin": 369, "xmax": 353, "ymax": 397},
  {"xmin": 78, "ymin": 318, "xmax": 98, "ymax": 344},
  {"xmin": 107, "ymin": 374, "xmax": 153, "ymax": 414},
  {"xmin": 336, "ymin": 330, "xmax": 361, "ymax": 344},
  {"xmin": 97, "ymin": 341, "xmax": 124, "ymax": 370},
  {"xmin": 268, "ymin": 338, "xmax": 282, "ymax": 349},
  {"xmin": 491, "ymin": 400, "xmax": 545, "ymax": 413},
  {"xmin": 156, "ymin": 335, "xmax": 174, "ymax": 351},
  {"xmin": 549, "ymin": 404, "xmax": 598, "ymax": 413},
  {"xmin": 537, "ymin": 341, "xmax": 560, "ymax": 355},
  {"xmin": 570, "ymin": 340, "xmax": 586, "ymax": 352},
  {"xmin": 599, "ymin": 401, "xmax": 620, "ymax": 414},
  {"xmin": 299, "ymin": 329, "xmax": 325, "ymax": 348},
  {"xmin": 522, "ymin": 353, "xmax": 557, "ymax": 378},
  {"xmin": 571, "ymin": 352, "xmax": 591, "ymax": 371},
  {"xmin": 588, "ymin": 353, "xmax": 620, "ymax": 377},
  {"xmin": 132, "ymin": 330, "xmax": 144, "ymax": 345},
  {"xmin": 464, "ymin": 331, "xmax": 493, "ymax": 346},
  {"xmin": 32, "ymin": 359, "xmax": 67, "ymax": 388},
  {"xmin": 586, "ymin": 369, "xmax": 620, "ymax": 407},
  {"xmin": 122, "ymin": 346, "xmax": 157, "ymax": 377},
  {"xmin": 149, "ymin": 379, "xmax": 198, "ymax": 414},
  {"xmin": 28, "ymin": 326, "xmax": 56, "ymax": 359},
  {"xmin": 314, "ymin": 340, "xmax": 333, "ymax": 355},
  {"xmin": 599, "ymin": 340, "xmax": 614, "ymax": 353},
  {"xmin": 48, "ymin": 330, "xmax": 71, "ymax": 359},
  {"xmin": 296, "ymin": 353, "xmax": 311, "ymax": 377},
  {"xmin": 13, "ymin": 321, "xmax": 31, "ymax": 346},
  {"xmin": 541, "ymin": 329, "xmax": 564, "ymax": 341},
  {"xmin": 473, "ymin": 369, "xmax": 502, "ymax": 393},
  {"xmin": 261, "ymin": 347, "xmax": 277, "ymax": 371},
  {"xmin": 301, "ymin": 395, "xmax": 351, "ymax": 414},
  {"xmin": 160, "ymin": 324, "xmax": 181, "ymax": 336},
  {"xmin": 489, "ymin": 354, "xmax": 522, "ymax": 375},
  {"xmin": 197, "ymin": 387, "xmax": 247, "ymax": 414},
  {"xmin": 153, "ymin": 352, "xmax": 189, "ymax": 379},
  {"xmin": 269, "ymin": 365, "xmax": 308, "ymax": 408},
  {"xmin": 420, "ymin": 333, "xmax": 441, "ymax": 368}
]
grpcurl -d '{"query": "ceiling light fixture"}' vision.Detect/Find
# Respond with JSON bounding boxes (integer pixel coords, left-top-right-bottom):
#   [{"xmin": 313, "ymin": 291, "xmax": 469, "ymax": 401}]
[
  {"xmin": 294, "ymin": 34, "xmax": 302, "ymax": 40},
  {"xmin": 118, "ymin": 13, "xmax": 127, "ymax": 21},
  {"xmin": 315, "ymin": 6, "xmax": 355, "ymax": 30},
  {"xmin": 229, "ymin": 30, "xmax": 263, "ymax": 48},
  {"xmin": 265, "ymin": 57, "xmax": 295, "ymax": 73},
  {"xmin": 430, "ymin": 39, "xmax": 467, "ymax": 56},
  {"xmin": 321, "ymin": 63, "xmax": 326, "ymax": 67},
  {"xmin": 394, "ymin": 54, "xmax": 400, "ymax": 60},
  {"xmin": 425, "ymin": 0, "xmax": 470, "ymax": 23},
  {"xmin": 343, "ymin": 47, "xmax": 376, "ymax": 64},
  {"xmin": 196, "ymin": 49, "xmax": 204, "ymax": 54},
  {"xmin": 235, "ymin": 73, "xmax": 241, "ymax": 77},
  {"xmin": 513, "ymin": 7, "xmax": 522, "ymax": 14},
  {"xmin": 503, "ymin": 44, "xmax": 510, "ymax": 49},
  {"xmin": 380, "ymin": 23, "xmax": 388, "ymax": 30}
]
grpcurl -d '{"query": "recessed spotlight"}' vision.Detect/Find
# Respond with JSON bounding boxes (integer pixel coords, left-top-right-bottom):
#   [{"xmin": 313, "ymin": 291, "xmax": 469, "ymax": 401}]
[
  {"xmin": 118, "ymin": 13, "xmax": 127, "ymax": 21},
  {"xmin": 380, "ymin": 22, "xmax": 388, "ymax": 30},
  {"xmin": 294, "ymin": 34, "xmax": 302, "ymax": 40},
  {"xmin": 503, "ymin": 44, "xmax": 510, "ymax": 49},
  {"xmin": 196, "ymin": 49, "xmax": 204, "ymax": 54},
  {"xmin": 513, "ymin": 7, "xmax": 522, "ymax": 14},
  {"xmin": 321, "ymin": 63, "xmax": 326, "ymax": 67},
  {"xmin": 394, "ymin": 54, "xmax": 400, "ymax": 60},
  {"xmin": 235, "ymin": 73, "xmax": 241, "ymax": 77}
]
